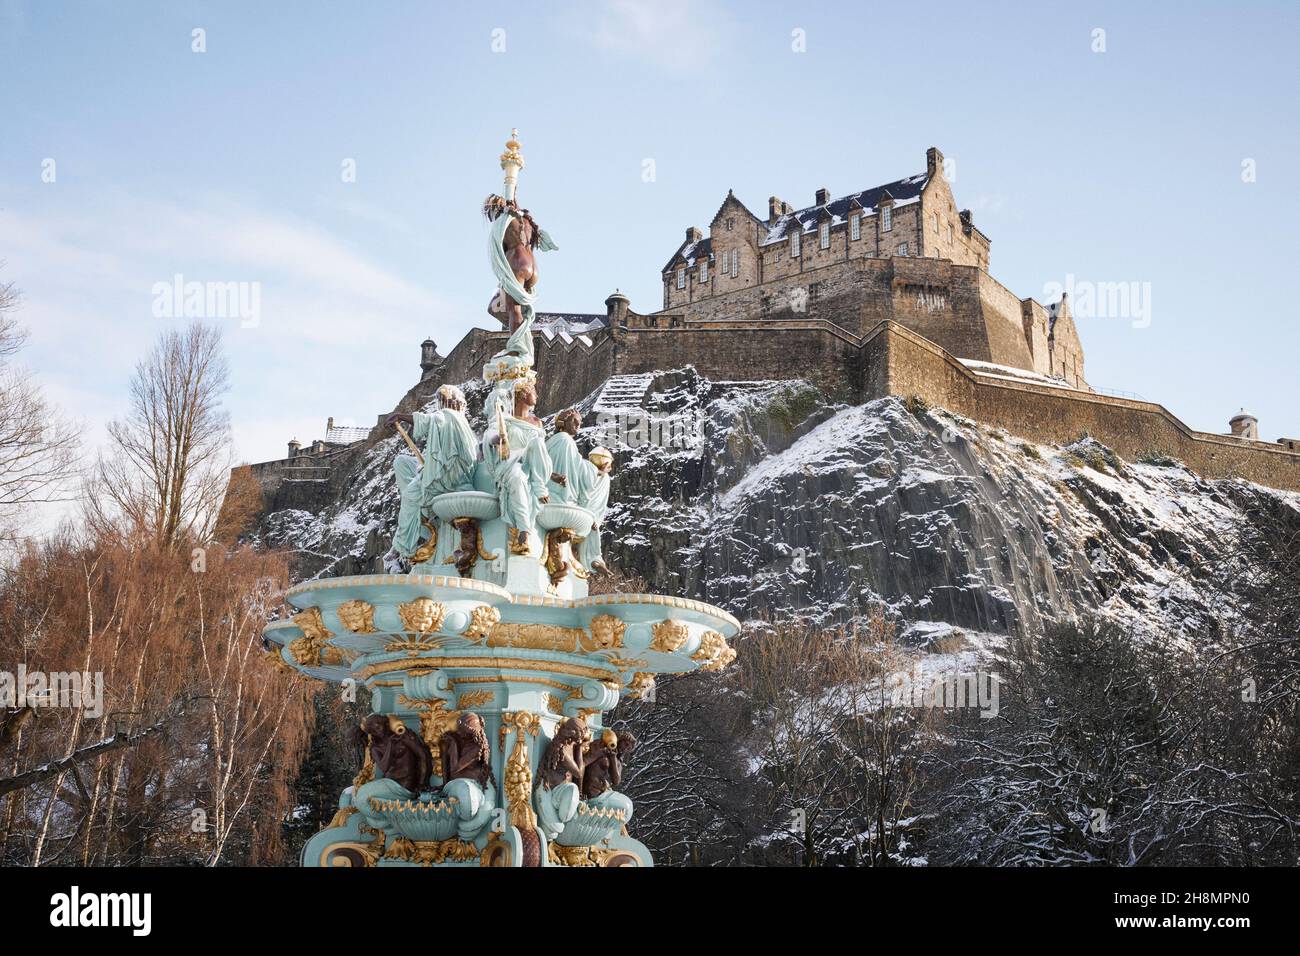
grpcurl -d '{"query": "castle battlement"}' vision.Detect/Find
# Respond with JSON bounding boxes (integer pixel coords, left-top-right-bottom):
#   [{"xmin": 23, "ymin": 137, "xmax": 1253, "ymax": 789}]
[{"xmin": 653, "ymin": 147, "xmax": 1085, "ymax": 390}]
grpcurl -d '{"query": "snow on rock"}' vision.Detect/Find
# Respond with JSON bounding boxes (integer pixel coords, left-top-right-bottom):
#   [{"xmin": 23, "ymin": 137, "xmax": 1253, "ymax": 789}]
[{"xmin": 250, "ymin": 366, "xmax": 1299, "ymax": 646}]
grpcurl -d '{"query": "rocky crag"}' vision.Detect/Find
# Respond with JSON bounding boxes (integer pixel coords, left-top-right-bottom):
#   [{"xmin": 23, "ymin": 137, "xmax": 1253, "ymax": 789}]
[{"xmin": 251, "ymin": 366, "xmax": 1299, "ymax": 648}]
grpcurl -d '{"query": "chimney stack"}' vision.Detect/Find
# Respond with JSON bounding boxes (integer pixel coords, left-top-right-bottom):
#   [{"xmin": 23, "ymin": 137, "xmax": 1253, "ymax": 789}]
[
  {"xmin": 768, "ymin": 196, "xmax": 784, "ymax": 225},
  {"xmin": 685, "ymin": 226, "xmax": 702, "ymax": 245},
  {"xmin": 815, "ymin": 187, "xmax": 830, "ymax": 206},
  {"xmin": 927, "ymin": 147, "xmax": 944, "ymax": 178}
]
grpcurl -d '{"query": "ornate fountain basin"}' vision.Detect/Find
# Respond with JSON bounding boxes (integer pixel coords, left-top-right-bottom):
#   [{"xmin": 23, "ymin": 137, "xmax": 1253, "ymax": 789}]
[
  {"xmin": 537, "ymin": 502, "xmax": 594, "ymax": 537},
  {"xmin": 370, "ymin": 796, "xmax": 461, "ymax": 842},
  {"xmin": 431, "ymin": 490, "xmax": 500, "ymax": 522},
  {"xmin": 553, "ymin": 801, "xmax": 627, "ymax": 847}
]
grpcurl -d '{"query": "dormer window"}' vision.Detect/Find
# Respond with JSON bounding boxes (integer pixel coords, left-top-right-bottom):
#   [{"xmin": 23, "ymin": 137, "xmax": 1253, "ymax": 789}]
[
  {"xmin": 676, "ymin": 267, "xmax": 685, "ymax": 290},
  {"xmin": 700, "ymin": 259, "xmax": 709, "ymax": 283},
  {"xmin": 850, "ymin": 214, "xmax": 861, "ymax": 241},
  {"xmin": 790, "ymin": 229, "xmax": 801, "ymax": 258},
  {"xmin": 882, "ymin": 206, "xmax": 893, "ymax": 232},
  {"xmin": 819, "ymin": 221, "xmax": 830, "ymax": 249}
]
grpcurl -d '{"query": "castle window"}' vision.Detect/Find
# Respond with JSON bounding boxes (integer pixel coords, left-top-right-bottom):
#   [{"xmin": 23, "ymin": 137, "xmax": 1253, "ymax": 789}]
[
  {"xmin": 896, "ymin": 242, "xmax": 908, "ymax": 256},
  {"xmin": 790, "ymin": 229, "xmax": 801, "ymax": 258},
  {"xmin": 726, "ymin": 217, "xmax": 734, "ymax": 232},
  {"xmin": 882, "ymin": 206, "xmax": 892, "ymax": 231},
  {"xmin": 676, "ymin": 268, "xmax": 685, "ymax": 290},
  {"xmin": 933, "ymin": 212, "xmax": 939, "ymax": 232},
  {"xmin": 700, "ymin": 259, "xmax": 708, "ymax": 282},
  {"xmin": 947, "ymin": 223, "xmax": 954, "ymax": 243},
  {"xmin": 731, "ymin": 249, "xmax": 740, "ymax": 277},
  {"xmin": 819, "ymin": 221, "xmax": 830, "ymax": 249},
  {"xmin": 850, "ymin": 214, "xmax": 861, "ymax": 241},
  {"xmin": 809, "ymin": 282, "xmax": 820, "ymax": 302}
]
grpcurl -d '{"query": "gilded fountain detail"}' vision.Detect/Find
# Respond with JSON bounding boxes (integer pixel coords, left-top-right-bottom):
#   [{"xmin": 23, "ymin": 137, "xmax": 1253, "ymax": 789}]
[{"xmin": 264, "ymin": 132, "xmax": 738, "ymax": 867}]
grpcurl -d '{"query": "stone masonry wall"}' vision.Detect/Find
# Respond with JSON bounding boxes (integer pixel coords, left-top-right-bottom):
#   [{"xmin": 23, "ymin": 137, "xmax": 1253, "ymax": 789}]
[
  {"xmin": 245, "ymin": 317, "xmax": 1300, "ymax": 508},
  {"xmin": 878, "ymin": 322, "xmax": 1300, "ymax": 490},
  {"xmin": 647, "ymin": 256, "xmax": 1040, "ymax": 373}
]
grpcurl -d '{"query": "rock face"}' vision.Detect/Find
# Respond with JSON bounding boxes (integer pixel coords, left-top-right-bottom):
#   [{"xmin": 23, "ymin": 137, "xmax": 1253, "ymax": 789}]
[{"xmin": 249, "ymin": 366, "xmax": 1298, "ymax": 643}]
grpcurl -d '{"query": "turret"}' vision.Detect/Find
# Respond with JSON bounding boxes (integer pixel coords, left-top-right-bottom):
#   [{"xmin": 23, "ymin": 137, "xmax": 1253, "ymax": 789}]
[
  {"xmin": 420, "ymin": 338, "xmax": 443, "ymax": 380},
  {"xmin": 1229, "ymin": 410, "xmax": 1259, "ymax": 440},
  {"xmin": 605, "ymin": 289, "xmax": 630, "ymax": 327},
  {"xmin": 287, "ymin": 438, "xmax": 301, "ymax": 459}
]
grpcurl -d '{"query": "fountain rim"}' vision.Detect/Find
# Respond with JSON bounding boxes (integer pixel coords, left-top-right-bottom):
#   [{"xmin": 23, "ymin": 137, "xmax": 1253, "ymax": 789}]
[{"xmin": 282, "ymin": 574, "xmax": 741, "ymax": 635}]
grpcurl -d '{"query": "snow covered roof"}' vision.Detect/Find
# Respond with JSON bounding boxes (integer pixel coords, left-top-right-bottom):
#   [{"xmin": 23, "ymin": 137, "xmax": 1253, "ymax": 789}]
[
  {"xmin": 662, "ymin": 172, "xmax": 932, "ymax": 270},
  {"xmin": 762, "ymin": 172, "xmax": 930, "ymax": 245},
  {"xmin": 662, "ymin": 235, "xmax": 713, "ymax": 273},
  {"xmin": 324, "ymin": 424, "xmax": 369, "ymax": 444},
  {"xmin": 535, "ymin": 312, "xmax": 608, "ymax": 337}
]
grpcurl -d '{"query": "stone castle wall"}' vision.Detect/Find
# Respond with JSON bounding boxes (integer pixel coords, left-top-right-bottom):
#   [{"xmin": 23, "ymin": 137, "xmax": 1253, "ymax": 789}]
[
  {"xmin": 245, "ymin": 314, "xmax": 1298, "ymax": 501},
  {"xmin": 386, "ymin": 325, "xmax": 617, "ymax": 426},
  {"xmin": 388, "ymin": 316, "xmax": 1299, "ymax": 491},
  {"xmin": 635, "ymin": 256, "xmax": 1083, "ymax": 385},
  {"xmin": 875, "ymin": 322, "xmax": 1300, "ymax": 491},
  {"xmin": 606, "ymin": 319, "xmax": 1299, "ymax": 491}
]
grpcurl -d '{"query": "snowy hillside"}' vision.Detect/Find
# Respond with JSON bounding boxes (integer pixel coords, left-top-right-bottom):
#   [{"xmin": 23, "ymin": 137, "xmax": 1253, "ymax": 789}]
[{"xmin": 252, "ymin": 366, "xmax": 1298, "ymax": 649}]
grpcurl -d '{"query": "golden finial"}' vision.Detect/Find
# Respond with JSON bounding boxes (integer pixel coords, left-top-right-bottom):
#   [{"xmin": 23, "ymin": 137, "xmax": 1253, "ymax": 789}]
[{"xmin": 500, "ymin": 128, "xmax": 524, "ymax": 200}]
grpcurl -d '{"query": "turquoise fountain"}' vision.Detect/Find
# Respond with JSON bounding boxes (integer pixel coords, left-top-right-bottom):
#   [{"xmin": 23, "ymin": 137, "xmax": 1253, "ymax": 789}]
[{"xmin": 263, "ymin": 132, "xmax": 738, "ymax": 867}]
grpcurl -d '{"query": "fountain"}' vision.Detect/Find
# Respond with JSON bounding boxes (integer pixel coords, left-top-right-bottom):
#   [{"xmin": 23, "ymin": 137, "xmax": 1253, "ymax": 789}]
[{"xmin": 264, "ymin": 131, "xmax": 738, "ymax": 867}]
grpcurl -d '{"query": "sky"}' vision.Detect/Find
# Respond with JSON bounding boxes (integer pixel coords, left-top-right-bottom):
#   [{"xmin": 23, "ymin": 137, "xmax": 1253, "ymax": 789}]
[{"xmin": 2, "ymin": 0, "xmax": 1298, "ymax": 487}]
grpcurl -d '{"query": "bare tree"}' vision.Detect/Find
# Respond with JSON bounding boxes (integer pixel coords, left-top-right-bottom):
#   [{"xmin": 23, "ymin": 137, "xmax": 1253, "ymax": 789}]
[
  {"xmin": 0, "ymin": 269, "xmax": 79, "ymax": 546},
  {"xmin": 211, "ymin": 463, "xmax": 264, "ymax": 546},
  {"xmin": 0, "ymin": 532, "xmax": 313, "ymax": 866},
  {"xmin": 613, "ymin": 670, "xmax": 751, "ymax": 865},
  {"xmin": 89, "ymin": 322, "xmax": 232, "ymax": 546},
  {"xmin": 738, "ymin": 612, "xmax": 936, "ymax": 866},
  {"xmin": 928, "ymin": 618, "xmax": 1299, "ymax": 866}
]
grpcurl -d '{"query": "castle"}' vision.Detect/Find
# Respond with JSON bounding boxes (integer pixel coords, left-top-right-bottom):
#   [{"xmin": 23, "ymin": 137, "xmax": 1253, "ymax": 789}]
[
  {"xmin": 654, "ymin": 147, "xmax": 1086, "ymax": 390},
  {"xmin": 249, "ymin": 147, "xmax": 1300, "ymax": 498}
]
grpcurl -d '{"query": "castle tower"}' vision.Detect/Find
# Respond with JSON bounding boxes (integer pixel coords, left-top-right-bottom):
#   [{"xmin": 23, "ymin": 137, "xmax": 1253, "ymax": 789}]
[
  {"xmin": 1229, "ymin": 410, "xmax": 1259, "ymax": 440},
  {"xmin": 604, "ymin": 289, "xmax": 630, "ymax": 327},
  {"xmin": 420, "ymin": 338, "xmax": 443, "ymax": 380}
]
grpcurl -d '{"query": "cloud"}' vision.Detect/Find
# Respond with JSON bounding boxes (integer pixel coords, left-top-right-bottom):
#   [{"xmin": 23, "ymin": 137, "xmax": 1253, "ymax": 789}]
[
  {"xmin": 0, "ymin": 186, "xmax": 458, "ymax": 484},
  {"xmin": 581, "ymin": 0, "xmax": 733, "ymax": 74},
  {"xmin": 0, "ymin": 191, "xmax": 446, "ymax": 351}
]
